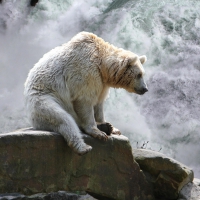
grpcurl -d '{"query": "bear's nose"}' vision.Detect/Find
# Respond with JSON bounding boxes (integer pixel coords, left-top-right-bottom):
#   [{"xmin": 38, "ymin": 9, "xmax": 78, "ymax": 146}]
[{"xmin": 142, "ymin": 87, "xmax": 148, "ymax": 93}]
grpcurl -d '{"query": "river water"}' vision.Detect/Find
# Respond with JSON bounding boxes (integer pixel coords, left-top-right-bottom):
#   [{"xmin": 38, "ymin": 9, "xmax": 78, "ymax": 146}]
[{"xmin": 0, "ymin": 0, "xmax": 200, "ymax": 177}]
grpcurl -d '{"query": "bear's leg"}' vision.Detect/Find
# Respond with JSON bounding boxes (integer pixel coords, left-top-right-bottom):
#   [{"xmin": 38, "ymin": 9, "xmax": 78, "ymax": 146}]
[
  {"xmin": 94, "ymin": 103, "xmax": 105, "ymax": 123},
  {"xmin": 94, "ymin": 103, "xmax": 121, "ymax": 135},
  {"xmin": 30, "ymin": 97, "xmax": 92, "ymax": 155},
  {"xmin": 58, "ymin": 123, "xmax": 92, "ymax": 155},
  {"xmin": 94, "ymin": 103, "xmax": 113, "ymax": 135},
  {"xmin": 73, "ymin": 100, "xmax": 108, "ymax": 141}
]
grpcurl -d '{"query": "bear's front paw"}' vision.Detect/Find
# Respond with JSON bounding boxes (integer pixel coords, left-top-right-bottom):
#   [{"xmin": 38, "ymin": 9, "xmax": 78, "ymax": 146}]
[
  {"xmin": 97, "ymin": 122, "xmax": 113, "ymax": 135},
  {"xmin": 97, "ymin": 122, "xmax": 121, "ymax": 135},
  {"xmin": 96, "ymin": 130, "xmax": 108, "ymax": 141},
  {"xmin": 85, "ymin": 126, "xmax": 108, "ymax": 141}
]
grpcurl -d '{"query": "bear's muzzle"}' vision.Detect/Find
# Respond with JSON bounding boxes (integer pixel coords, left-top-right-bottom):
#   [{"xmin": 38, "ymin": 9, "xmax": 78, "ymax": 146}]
[{"xmin": 134, "ymin": 86, "xmax": 148, "ymax": 95}]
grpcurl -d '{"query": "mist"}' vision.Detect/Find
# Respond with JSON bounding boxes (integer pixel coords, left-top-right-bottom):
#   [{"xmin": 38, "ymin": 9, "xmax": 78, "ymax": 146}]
[{"xmin": 0, "ymin": 0, "xmax": 200, "ymax": 178}]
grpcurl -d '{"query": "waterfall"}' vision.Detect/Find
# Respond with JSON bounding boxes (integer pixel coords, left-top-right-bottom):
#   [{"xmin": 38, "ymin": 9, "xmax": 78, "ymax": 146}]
[{"xmin": 0, "ymin": 0, "xmax": 200, "ymax": 177}]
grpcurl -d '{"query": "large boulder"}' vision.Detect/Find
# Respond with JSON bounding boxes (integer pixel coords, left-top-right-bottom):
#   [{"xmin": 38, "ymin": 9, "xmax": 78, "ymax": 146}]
[
  {"xmin": 133, "ymin": 149, "xmax": 194, "ymax": 200},
  {"xmin": 0, "ymin": 128, "xmax": 154, "ymax": 200}
]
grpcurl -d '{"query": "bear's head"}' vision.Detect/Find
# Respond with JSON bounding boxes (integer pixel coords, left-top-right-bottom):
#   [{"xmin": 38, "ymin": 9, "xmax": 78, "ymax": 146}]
[
  {"xmin": 108, "ymin": 52, "xmax": 148, "ymax": 95},
  {"xmin": 123, "ymin": 55, "xmax": 148, "ymax": 95}
]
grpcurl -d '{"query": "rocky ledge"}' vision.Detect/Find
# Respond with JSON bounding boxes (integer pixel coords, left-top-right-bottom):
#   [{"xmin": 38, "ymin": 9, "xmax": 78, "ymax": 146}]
[
  {"xmin": 0, "ymin": 128, "xmax": 195, "ymax": 200},
  {"xmin": 133, "ymin": 149, "xmax": 194, "ymax": 199}
]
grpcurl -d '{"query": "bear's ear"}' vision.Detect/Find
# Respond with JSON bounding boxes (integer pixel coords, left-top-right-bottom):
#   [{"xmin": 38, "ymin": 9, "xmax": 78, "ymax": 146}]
[
  {"xmin": 139, "ymin": 55, "xmax": 147, "ymax": 64},
  {"xmin": 127, "ymin": 56, "xmax": 138, "ymax": 67}
]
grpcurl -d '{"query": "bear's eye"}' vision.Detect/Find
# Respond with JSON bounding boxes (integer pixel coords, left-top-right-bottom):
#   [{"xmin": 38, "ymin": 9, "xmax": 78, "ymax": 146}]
[{"xmin": 137, "ymin": 73, "xmax": 142, "ymax": 79}]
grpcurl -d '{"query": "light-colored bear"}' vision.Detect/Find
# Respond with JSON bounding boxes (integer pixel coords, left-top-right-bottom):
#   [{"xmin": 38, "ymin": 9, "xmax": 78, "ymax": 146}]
[{"xmin": 24, "ymin": 32, "xmax": 148, "ymax": 155}]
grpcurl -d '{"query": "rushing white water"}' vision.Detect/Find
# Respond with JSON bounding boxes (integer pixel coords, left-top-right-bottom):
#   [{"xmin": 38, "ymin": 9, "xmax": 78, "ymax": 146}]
[{"xmin": 0, "ymin": 0, "xmax": 200, "ymax": 177}]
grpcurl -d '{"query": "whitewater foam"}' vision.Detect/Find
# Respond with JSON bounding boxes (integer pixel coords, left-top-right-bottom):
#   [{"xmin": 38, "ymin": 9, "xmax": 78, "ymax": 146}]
[{"xmin": 0, "ymin": 0, "xmax": 199, "ymax": 177}]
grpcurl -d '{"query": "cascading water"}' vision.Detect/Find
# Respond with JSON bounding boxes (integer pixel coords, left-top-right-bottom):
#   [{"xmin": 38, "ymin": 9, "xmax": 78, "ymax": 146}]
[{"xmin": 0, "ymin": 0, "xmax": 200, "ymax": 178}]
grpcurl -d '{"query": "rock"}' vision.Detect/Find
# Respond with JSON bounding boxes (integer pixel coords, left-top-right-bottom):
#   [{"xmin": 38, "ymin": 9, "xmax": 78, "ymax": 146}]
[
  {"xmin": 0, "ymin": 128, "xmax": 154, "ymax": 200},
  {"xmin": 0, "ymin": 191, "xmax": 96, "ymax": 200},
  {"xmin": 133, "ymin": 149, "xmax": 194, "ymax": 200},
  {"xmin": 178, "ymin": 178, "xmax": 200, "ymax": 200}
]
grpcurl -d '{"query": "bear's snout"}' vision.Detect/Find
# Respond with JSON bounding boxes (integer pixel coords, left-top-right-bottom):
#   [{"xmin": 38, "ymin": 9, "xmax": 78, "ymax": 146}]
[
  {"xmin": 139, "ymin": 87, "xmax": 148, "ymax": 95},
  {"xmin": 134, "ymin": 86, "xmax": 148, "ymax": 95},
  {"xmin": 142, "ymin": 87, "xmax": 148, "ymax": 94}
]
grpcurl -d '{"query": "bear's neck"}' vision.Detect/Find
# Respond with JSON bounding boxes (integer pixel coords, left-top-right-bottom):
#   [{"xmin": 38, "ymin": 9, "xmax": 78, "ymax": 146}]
[
  {"xmin": 98, "ymin": 50, "xmax": 127, "ymax": 88},
  {"xmin": 94, "ymin": 36, "xmax": 128, "ymax": 89}
]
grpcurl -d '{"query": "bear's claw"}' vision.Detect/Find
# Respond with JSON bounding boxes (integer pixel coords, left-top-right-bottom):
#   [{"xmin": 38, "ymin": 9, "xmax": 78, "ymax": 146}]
[
  {"xmin": 71, "ymin": 141, "xmax": 92, "ymax": 155},
  {"xmin": 98, "ymin": 131, "xmax": 108, "ymax": 141},
  {"xmin": 84, "ymin": 126, "xmax": 108, "ymax": 141},
  {"xmin": 77, "ymin": 144, "xmax": 92, "ymax": 156},
  {"xmin": 112, "ymin": 127, "xmax": 121, "ymax": 135},
  {"xmin": 75, "ymin": 145, "xmax": 92, "ymax": 156}
]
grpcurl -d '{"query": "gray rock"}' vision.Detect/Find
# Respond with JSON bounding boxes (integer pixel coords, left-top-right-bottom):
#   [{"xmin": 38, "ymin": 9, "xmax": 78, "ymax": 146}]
[
  {"xmin": 0, "ymin": 191, "xmax": 96, "ymax": 200},
  {"xmin": 0, "ymin": 128, "xmax": 154, "ymax": 200},
  {"xmin": 178, "ymin": 178, "xmax": 200, "ymax": 200},
  {"xmin": 133, "ymin": 149, "xmax": 194, "ymax": 200}
]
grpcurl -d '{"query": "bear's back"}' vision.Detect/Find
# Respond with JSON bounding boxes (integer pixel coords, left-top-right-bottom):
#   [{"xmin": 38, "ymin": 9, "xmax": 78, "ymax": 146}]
[{"xmin": 25, "ymin": 32, "xmax": 105, "ymax": 104}]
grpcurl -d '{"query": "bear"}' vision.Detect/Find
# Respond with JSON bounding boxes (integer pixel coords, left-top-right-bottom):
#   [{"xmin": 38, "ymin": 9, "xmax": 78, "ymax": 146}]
[{"xmin": 24, "ymin": 32, "xmax": 148, "ymax": 155}]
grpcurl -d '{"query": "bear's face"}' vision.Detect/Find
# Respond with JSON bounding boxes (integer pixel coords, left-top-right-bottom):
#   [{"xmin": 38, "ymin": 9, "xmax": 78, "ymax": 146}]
[{"xmin": 119, "ymin": 55, "xmax": 148, "ymax": 95}]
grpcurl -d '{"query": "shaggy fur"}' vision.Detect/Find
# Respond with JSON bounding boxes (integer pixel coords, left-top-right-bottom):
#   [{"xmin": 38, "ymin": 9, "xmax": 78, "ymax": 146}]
[{"xmin": 24, "ymin": 32, "xmax": 148, "ymax": 155}]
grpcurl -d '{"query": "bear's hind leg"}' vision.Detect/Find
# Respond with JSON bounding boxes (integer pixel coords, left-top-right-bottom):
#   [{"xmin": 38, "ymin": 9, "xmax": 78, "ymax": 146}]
[
  {"xmin": 58, "ymin": 123, "xmax": 92, "ymax": 155},
  {"xmin": 30, "ymin": 97, "xmax": 92, "ymax": 155}
]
